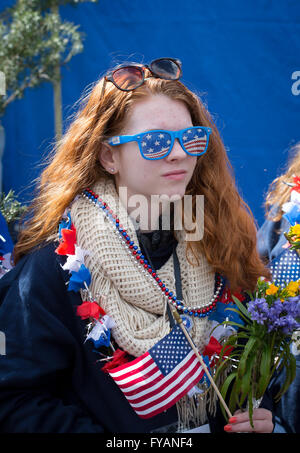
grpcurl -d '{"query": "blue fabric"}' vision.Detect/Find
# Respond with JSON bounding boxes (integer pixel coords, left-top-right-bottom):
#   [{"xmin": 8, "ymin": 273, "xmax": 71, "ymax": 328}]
[
  {"xmin": 0, "ymin": 212, "xmax": 13, "ymax": 256},
  {"xmin": 1, "ymin": 1, "xmax": 300, "ymax": 227},
  {"xmin": 257, "ymin": 216, "xmax": 300, "ymax": 433},
  {"xmin": 283, "ymin": 204, "xmax": 300, "ymax": 226}
]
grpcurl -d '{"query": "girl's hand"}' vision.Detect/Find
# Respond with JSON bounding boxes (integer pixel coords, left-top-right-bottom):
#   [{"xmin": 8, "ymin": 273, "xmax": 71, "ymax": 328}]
[{"xmin": 224, "ymin": 408, "xmax": 274, "ymax": 433}]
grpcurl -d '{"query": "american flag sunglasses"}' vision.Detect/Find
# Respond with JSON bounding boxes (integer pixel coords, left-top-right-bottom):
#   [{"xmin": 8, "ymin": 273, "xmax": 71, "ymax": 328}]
[
  {"xmin": 104, "ymin": 58, "xmax": 182, "ymax": 92},
  {"xmin": 107, "ymin": 126, "xmax": 212, "ymax": 160}
]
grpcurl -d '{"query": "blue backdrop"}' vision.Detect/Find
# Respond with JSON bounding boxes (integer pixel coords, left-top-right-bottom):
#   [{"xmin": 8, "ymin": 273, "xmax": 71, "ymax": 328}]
[{"xmin": 1, "ymin": 0, "xmax": 300, "ymax": 227}]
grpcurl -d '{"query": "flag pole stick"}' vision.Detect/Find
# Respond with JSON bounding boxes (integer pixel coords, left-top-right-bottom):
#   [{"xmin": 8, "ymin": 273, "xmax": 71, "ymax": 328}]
[{"xmin": 171, "ymin": 307, "xmax": 233, "ymax": 419}]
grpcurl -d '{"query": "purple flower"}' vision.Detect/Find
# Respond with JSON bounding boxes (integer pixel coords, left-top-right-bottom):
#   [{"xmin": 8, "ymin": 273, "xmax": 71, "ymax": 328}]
[
  {"xmin": 284, "ymin": 297, "xmax": 300, "ymax": 318},
  {"xmin": 248, "ymin": 296, "xmax": 300, "ymax": 335},
  {"xmin": 268, "ymin": 299, "xmax": 284, "ymax": 320},
  {"xmin": 268, "ymin": 315, "xmax": 300, "ymax": 335},
  {"xmin": 248, "ymin": 298, "xmax": 269, "ymax": 324}
]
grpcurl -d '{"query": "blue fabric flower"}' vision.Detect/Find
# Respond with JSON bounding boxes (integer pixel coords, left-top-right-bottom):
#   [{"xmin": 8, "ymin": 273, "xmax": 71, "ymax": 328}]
[
  {"xmin": 209, "ymin": 301, "xmax": 244, "ymax": 329},
  {"xmin": 68, "ymin": 264, "xmax": 91, "ymax": 292},
  {"xmin": 91, "ymin": 329, "xmax": 111, "ymax": 348},
  {"xmin": 283, "ymin": 204, "xmax": 300, "ymax": 226}
]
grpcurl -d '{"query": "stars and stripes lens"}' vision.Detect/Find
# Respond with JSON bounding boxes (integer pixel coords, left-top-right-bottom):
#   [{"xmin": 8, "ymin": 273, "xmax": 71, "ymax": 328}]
[
  {"xmin": 140, "ymin": 131, "xmax": 173, "ymax": 160},
  {"xmin": 181, "ymin": 127, "xmax": 209, "ymax": 156},
  {"xmin": 139, "ymin": 127, "xmax": 210, "ymax": 160}
]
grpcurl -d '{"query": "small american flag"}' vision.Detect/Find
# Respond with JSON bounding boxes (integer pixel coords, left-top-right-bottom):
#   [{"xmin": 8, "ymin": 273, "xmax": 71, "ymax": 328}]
[{"xmin": 108, "ymin": 324, "xmax": 206, "ymax": 419}]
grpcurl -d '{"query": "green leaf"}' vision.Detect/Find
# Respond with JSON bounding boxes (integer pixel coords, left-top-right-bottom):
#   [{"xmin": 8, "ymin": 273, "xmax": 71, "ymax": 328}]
[
  {"xmin": 238, "ymin": 337, "xmax": 258, "ymax": 378},
  {"xmin": 248, "ymin": 386, "xmax": 254, "ymax": 428},
  {"xmin": 224, "ymin": 306, "xmax": 251, "ymax": 325},
  {"xmin": 222, "ymin": 319, "xmax": 249, "ymax": 331},
  {"xmin": 239, "ymin": 354, "xmax": 255, "ymax": 406},
  {"xmin": 231, "ymin": 296, "xmax": 252, "ymax": 321},
  {"xmin": 219, "ymin": 372, "xmax": 238, "ymax": 421},
  {"xmin": 256, "ymin": 345, "xmax": 272, "ymax": 398}
]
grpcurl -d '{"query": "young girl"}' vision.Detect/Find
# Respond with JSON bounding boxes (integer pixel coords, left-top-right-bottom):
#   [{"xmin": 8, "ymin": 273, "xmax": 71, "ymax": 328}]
[{"xmin": 0, "ymin": 58, "xmax": 273, "ymax": 433}]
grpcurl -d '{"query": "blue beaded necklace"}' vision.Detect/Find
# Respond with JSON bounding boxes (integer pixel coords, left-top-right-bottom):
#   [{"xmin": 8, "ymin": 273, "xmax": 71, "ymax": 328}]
[{"xmin": 83, "ymin": 188, "xmax": 224, "ymax": 318}]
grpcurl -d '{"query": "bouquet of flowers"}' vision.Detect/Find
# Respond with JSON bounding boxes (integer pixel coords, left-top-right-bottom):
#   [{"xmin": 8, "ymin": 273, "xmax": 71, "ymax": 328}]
[{"xmin": 215, "ymin": 278, "xmax": 300, "ymax": 426}]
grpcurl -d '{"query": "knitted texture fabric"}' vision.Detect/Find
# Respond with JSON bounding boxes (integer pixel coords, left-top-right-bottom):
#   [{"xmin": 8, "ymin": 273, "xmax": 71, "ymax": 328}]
[{"xmin": 70, "ymin": 176, "xmax": 216, "ymax": 358}]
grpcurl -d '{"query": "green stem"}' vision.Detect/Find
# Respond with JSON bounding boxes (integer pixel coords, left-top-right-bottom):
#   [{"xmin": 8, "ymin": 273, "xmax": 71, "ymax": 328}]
[{"xmin": 270, "ymin": 338, "xmax": 285, "ymax": 377}]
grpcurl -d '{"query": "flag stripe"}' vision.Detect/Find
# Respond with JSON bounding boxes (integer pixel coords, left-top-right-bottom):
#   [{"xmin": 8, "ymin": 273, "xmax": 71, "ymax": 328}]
[
  {"xmin": 118, "ymin": 367, "xmax": 163, "ymax": 392},
  {"xmin": 184, "ymin": 139, "xmax": 207, "ymax": 154},
  {"xmin": 144, "ymin": 147, "xmax": 169, "ymax": 158},
  {"xmin": 112, "ymin": 358, "xmax": 157, "ymax": 385},
  {"xmin": 135, "ymin": 365, "xmax": 205, "ymax": 418},
  {"xmin": 125, "ymin": 350, "xmax": 201, "ymax": 400},
  {"xmin": 118, "ymin": 348, "xmax": 196, "ymax": 394},
  {"xmin": 109, "ymin": 351, "xmax": 150, "ymax": 378}
]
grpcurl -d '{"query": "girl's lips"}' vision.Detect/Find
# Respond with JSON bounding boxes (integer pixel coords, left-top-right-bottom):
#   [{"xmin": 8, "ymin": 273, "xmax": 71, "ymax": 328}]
[{"xmin": 162, "ymin": 171, "xmax": 187, "ymax": 180}]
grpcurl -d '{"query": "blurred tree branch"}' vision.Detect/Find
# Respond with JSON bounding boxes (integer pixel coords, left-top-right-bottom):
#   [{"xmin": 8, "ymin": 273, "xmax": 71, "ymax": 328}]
[{"xmin": 0, "ymin": 0, "xmax": 97, "ymax": 138}]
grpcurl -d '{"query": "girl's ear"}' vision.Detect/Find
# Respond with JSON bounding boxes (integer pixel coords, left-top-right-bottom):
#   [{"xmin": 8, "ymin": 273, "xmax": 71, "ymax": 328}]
[{"xmin": 98, "ymin": 143, "xmax": 119, "ymax": 174}]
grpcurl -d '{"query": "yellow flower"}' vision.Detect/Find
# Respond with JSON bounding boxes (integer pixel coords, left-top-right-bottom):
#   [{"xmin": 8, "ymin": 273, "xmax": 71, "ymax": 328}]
[
  {"xmin": 290, "ymin": 224, "xmax": 300, "ymax": 237},
  {"xmin": 266, "ymin": 283, "xmax": 279, "ymax": 296},
  {"xmin": 285, "ymin": 281, "xmax": 299, "ymax": 297}
]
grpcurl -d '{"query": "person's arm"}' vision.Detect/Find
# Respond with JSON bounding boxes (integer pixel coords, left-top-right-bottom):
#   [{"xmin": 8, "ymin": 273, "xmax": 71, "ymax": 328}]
[{"xmin": 0, "ymin": 244, "xmax": 103, "ymax": 433}]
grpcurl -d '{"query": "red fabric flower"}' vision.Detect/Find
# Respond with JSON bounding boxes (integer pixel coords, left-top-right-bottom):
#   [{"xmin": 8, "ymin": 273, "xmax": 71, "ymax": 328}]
[
  {"xmin": 292, "ymin": 176, "xmax": 300, "ymax": 193},
  {"xmin": 102, "ymin": 349, "xmax": 131, "ymax": 373},
  {"xmin": 202, "ymin": 336, "xmax": 234, "ymax": 367},
  {"xmin": 55, "ymin": 225, "xmax": 77, "ymax": 255},
  {"xmin": 202, "ymin": 336, "xmax": 223, "ymax": 358},
  {"xmin": 220, "ymin": 288, "xmax": 245, "ymax": 304},
  {"xmin": 76, "ymin": 301, "xmax": 106, "ymax": 320}
]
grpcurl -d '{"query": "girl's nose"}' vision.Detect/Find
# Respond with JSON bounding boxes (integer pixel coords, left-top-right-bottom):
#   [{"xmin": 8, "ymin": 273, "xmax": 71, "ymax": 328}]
[{"xmin": 165, "ymin": 138, "xmax": 186, "ymax": 161}]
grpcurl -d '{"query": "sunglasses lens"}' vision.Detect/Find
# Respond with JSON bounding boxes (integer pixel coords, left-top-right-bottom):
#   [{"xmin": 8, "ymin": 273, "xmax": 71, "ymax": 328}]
[
  {"xmin": 150, "ymin": 58, "xmax": 181, "ymax": 80},
  {"xmin": 182, "ymin": 128, "xmax": 209, "ymax": 155},
  {"xmin": 140, "ymin": 131, "xmax": 172, "ymax": 159},
  {"xmin": 112, "ymin": 67, "xmax": 143, "ymax": 90}
]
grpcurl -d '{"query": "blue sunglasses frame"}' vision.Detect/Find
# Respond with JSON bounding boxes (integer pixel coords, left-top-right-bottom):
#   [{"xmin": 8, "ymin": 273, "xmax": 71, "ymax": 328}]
[{"xmin": 107, "ymin": 126, "xmax": 212, "ymax": 160}]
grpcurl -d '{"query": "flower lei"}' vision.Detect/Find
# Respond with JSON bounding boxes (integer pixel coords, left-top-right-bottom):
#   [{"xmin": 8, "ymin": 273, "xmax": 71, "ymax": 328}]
[{"xmin": 55, "ymin": 211, "xmax": 119, "ymax": 364}]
